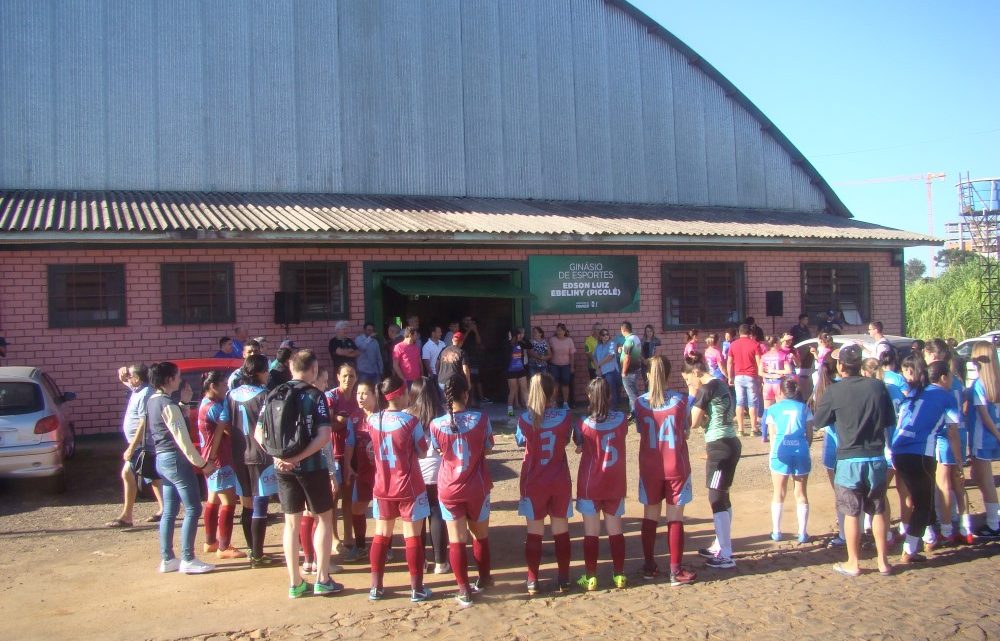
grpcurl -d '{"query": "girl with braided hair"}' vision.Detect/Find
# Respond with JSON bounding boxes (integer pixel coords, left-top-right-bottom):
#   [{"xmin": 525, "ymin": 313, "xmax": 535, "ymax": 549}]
[{"xmin": 428, "ymin": 375, "xmax": 495, "ymax": 608}]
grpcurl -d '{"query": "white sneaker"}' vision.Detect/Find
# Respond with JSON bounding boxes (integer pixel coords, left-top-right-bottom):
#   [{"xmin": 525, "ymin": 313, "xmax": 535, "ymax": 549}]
[
  {"xmin": 159, "ymin": 558, "xmax": 181, "ymax": 573},
  {"xmin": 434, "ymin": 562, "xmax": 451, "ymax": 574},
  {"xmin": 179, "ymin": 558, "xmax": 215, "ymax": 574}
]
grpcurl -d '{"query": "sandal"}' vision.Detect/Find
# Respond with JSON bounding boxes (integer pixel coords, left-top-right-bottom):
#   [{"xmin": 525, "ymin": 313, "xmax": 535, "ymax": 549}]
[
  {"xmin": 832, "ymin": 562, "xmax": 860, "ymax": 578},
  {"xmin": 145, "ymin": 513, "xmax": 163, "ymax": 523},
  {"xmin": 104, "ymin": 518, "xmax": 133, "ymax": 528}
]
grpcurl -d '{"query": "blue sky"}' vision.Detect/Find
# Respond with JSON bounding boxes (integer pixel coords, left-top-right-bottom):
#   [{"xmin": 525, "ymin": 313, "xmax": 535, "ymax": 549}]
[{"xmin": 632, "ymin": 0, "xmax": 1000, "ymax": 268}]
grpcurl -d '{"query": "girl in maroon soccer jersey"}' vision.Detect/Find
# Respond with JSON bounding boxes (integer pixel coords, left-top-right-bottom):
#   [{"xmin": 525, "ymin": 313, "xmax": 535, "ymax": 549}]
[
  {"xmin": 197, "ymin": 371, "xmax": 245, "ymax": 560},
  {"xmin": 516, "ymin": 372, "xmax": 574, "ymax": 595},
  {"xmin": 408, "ymin": 377, "xmax": 449, "ymax": 575},
  {"xmin": 344, "ymin": 380, "xmax": 377, "ymax": 563},
  {"xmin": 573, "ymin": 377, "xmax": 629, "ymax": 591},
  {"xmin": 429, "ymin": 375, "xmax": 495, "ymax": 608},
  {"xmin": 364, "ymin": 375, "xmax": 432, "ymax": 602},
  {"xmin": 324, "ymin": 364, "xmax": 359, "ymax": 554}
]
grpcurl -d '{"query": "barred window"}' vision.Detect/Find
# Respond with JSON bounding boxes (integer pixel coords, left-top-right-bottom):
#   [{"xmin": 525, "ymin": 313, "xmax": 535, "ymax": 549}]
[
  {"xmin": 801, "ymin": 263, "xmax": 870, "ymax": 325},
  {"xmin": 279, "ymin": 262, "xmax": 348, "ymax": 321},
  {"xmin": 161, "ymin": 263, "xmax": 235, "ymax": 325},
  {"xmin": 661, "ymin": 263, "xmax": 744, "ymax": 329},
  {"xmin": 48, "ymin": 264, "xmax": 126, "ymax": 328}
]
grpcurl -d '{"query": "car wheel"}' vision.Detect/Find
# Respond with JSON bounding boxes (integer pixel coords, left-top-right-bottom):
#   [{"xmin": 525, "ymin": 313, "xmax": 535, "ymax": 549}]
[{"xmin": 63, "ymin": 422, "xmax": 76, "ymax": 460}]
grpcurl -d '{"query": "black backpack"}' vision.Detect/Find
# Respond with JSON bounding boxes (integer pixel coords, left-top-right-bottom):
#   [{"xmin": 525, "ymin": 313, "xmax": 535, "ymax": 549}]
[{"xmin": 260, "ymin": 381, "xmax": 313, "ymax": 459}]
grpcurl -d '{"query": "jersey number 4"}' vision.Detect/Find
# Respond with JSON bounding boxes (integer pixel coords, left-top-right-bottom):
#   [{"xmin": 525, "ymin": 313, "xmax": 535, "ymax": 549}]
[
  {"xmin": 378, "ymin": 436, "xmax": 397, "ymax": 468},
  {"xmin": 644, "ymin": 416, "xmax": 676, "ymax": 450}
]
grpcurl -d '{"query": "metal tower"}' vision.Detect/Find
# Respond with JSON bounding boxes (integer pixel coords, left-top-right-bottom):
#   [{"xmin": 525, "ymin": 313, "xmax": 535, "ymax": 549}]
[{"xmin": 956, "ymin": 174, "xmax": 1000, "ymax": 328}]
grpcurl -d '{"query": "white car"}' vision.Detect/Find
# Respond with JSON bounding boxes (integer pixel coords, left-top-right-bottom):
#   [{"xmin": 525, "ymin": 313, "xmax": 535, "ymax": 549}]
[
  {"xmin": 0, "ymin": 366, "xmax": 77, "ymax": 492},
  {"xmin": 956, "ymin": 331, "xmax": 1000, "ymax": 386},
  {"xmin": 794, "ymin": 334, "xmax": 916, "ymax": 369}
]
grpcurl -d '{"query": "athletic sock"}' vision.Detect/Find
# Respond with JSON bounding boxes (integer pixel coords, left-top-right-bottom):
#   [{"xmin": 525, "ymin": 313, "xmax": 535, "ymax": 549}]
[
  {"xmin": 960, "ymin": 513, "xmax": 973, "ymax": 535},
  {"xmin": 640, "ymin": 518, "xmax": 657, "ymax": 566},
  {"xmin": 583, "ymin": 535, "xmax": 599, "ymax": 577},
  {"xmin": 203, "ymin": 502, "xmax": 219, "ymax": 545},
  {"xmin": 299, "ymin": 515, "xmax": 316, "ymax": 563},
  {"xmin": 218, "ymin": 505, "xmax": 235, "ymax": 550},
  {"xmin": 608, "ymin": 533, "xmax": 625, "ymax": 575},
  {"xmin": 554, "ymin": 532, "xmax": 571, "ymax": 582},
  {"xmin": 241, "ymin": 507, "xmax": 254, "ymax": 549},
  {"xmin": 352, "ymin": 514, "xmax": 368, "ymax": 550},
  {"xmin": 472, "ymin": 537, "xmax": 491, "ymax": 582},
  {"xmin": 903, "ymin": 534, "xmax": 920, "ymax": 556},
  {"xmin": 987, "ymin": 503, "xmax": 1000, "ymax": 530},
  {"xmin": 898, "ymin": 521, "xmax": 907, "ymax": 536},
  {"xmin": 369, "ymin": 534, "xmax": 389, "ymax": 589},
  {"xmin": 863, "ymin": 512, "xmax": 872, "ymax": 534},
  {"xmin": 449, "ymin": 542, "xmax": 470, "ymax": 590},
  {"xmin": 525, "ymin": 533, "xmax": 543, "ymax": 583},
  {"xmin": 713, "ymin": 510, "xmax": 733, "ymax": 558},
  {"xmin": 796, "ymin": 503, "xmax": 810, "ymax": 537},
  {"xmin": 667, "ymin": 521, "xmax": 684, "ymax": 573},
  {"xmin": 836, "ymin": 510, "xmax": 845, "ymax": 539},
  {"xmin": 770, "ymin": 502, "xmax": 783, "ymax": 536},
  {"xmin": 251, "ymin": 500, "xmax": 268, "ymax": 559},
  {"xmin": 922, "ymin": 527, "xmax": 937, "ymax": 545},
  {"xmin": 940, "ymin": 522, "xmax": 954, "ymax": 538},
  {"xmin": 404, "ymin": 536, "xmax": 424, "ymax": 591}
]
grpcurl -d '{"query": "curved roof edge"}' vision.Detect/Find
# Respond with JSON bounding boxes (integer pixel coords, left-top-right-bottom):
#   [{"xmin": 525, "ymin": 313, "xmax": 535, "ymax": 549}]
[{"xmin": 613, "ymin": 0, "xmax": 853, "ymax": 219}]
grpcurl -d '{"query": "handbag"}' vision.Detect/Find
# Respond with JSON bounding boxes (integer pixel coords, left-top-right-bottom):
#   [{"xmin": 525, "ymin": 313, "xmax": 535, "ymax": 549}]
[{"xmin": 130, "ymin": 447, "xmax": 159, "ymax": 480}]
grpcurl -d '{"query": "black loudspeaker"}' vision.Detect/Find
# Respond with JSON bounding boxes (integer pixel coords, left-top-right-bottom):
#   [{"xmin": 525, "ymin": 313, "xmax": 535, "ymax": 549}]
[
  {"xmin": 273, "ymin": 291, "xmax": 301, "ymax": 325},
  {"xmin": 765, "ymin": 291, "xmax": 783, "ymax": 317}
]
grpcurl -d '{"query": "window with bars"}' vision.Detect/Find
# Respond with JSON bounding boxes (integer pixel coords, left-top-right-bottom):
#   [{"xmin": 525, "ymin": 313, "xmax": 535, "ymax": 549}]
[
  {"xmin": 279, "ymin": 262, "xmax": 348, "ymax": 321},
  {"xmin": 661, "ymin": 263, "xmax": 745, "ymax": 329},
  {"xmin": 161, "ymin": 263, "xmax": 235, "ymax": 325},
  {"xmin": 48, "ymin": 264, "xmax": 127, "ymax": 328},
  {"xmin": 801, "ymin": 263, "xmax": 870, "ymax": 325}
]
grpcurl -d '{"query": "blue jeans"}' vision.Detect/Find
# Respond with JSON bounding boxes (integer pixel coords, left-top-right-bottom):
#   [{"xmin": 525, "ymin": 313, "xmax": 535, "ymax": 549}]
[
  {"xmin": 601, "ymin": 370, "xmax": 622, "ymax": 408},
  {"xmin": 622, "ymin": 371, "xmax": 640, "ymax": 414},
  {"xmin": 156, "ymin": 450, "xmax": 203, "ymax": 562}
]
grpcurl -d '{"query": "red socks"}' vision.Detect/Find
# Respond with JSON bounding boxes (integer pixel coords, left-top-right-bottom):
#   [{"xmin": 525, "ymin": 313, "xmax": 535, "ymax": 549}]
[
  {"xmin": 554, "ymin": 532, "xmax": 571, "ymax": 582},
  {"xmin": 473, "ymin": 537, "xmax": 491, "ymax": 582},
  {"xmin": 583, "ymin": 535, "xmax": 599, "ymax": 577},
  {"xmin": 203, "ymin": 502, "xmax": 219, "ymax": 545},
  {"xmin": 404, "ymin": 536, "xmax": 424, "ymax": 590},
  {"xmin": 609, "ymin": 533, "xmax": 625, "ymax": 575},
  {"xmin": 217, "ymin": 505, "xmax": 235, "ymax": 550},
  {"xmin": 352, "ymin": 514, "xmax": 367, "ymax": 550},
  {"xmin": 641, "ymin": 518, "xmax": 657, "ymax": 566},
  {"xmin": 449, "ymin": 542, "xmax": 470, "ymax": 589},
  {"xmin": 668, "ymin": 521, "xmax": 685, "ymax": 572},
  {"xmin": 369, "ymin": 534, "xmax": 390, "ymax": 589},
  {"xmin": 299, "ymin": 515, "xmax": 316, "ymax": 563},
  {"xmin": 525, "ymin": 533, "xmax": 543, "ymax": 582}
]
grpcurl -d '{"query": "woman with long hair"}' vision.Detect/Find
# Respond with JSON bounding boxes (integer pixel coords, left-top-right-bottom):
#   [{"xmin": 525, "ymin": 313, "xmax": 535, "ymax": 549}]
[
  {"xmin": 703, "ymin": 334, "xmax": 727, "ymax": 384},
  {"xmin": 516, "ymin": 372, "xmax": 574, "ymax": 594},
  {"xmin": 528, "ymin": 326, "xmax": 551, "ymax": 377},
  {"xmin": 635, "ymin": 355, "xmax": 695, "ymax": 585},
  {"xmin": 408, "ymin": 376, "xmax": 449, "ymax": 575},
  {"xmin": 147, "ymin": 362, "xmax": 218, "ymax": 574},
  {"xmin": 593, "ymin": 328, "xmax": 622, "ymax": 408},
  {"xmin": 344, "ymin": 380, "xmax": 377, "ymax": 563},
  {"xmin": 766, "ymin": 378, "xmax": 813, "ymax": 543},
  {"xmin": 573, "ymin": 377, "xmax": 628, "ymax": 590},
  {"xmin": 969, "ymin": 341, "xmax": 1000, "ymax": 538},
  {"xmin": 760, "ymin": 336, "xmax": 793, "ymax": 415},
  {"xmin": 364, "ymin": 375, "xmax": 432, "ymax": 602},
  {"xmin": 197, "ymin": 371, "xmax": 245, "ymax": 560},
  {"xmin": 429, "ymin": 375, "xmax": 495, "ymax": 607},
  {"xmin": 683, "ymin": 329, "xmax": 699, "ymax": 359},
  {"xmin": 324, "ymin": 364, "xmax": 359, "ymax": 556},
  {"xmin": 505, "ymin": 328, "xmax": 530, "ymax": 418},
  {"xmin": 682, "ymin": 352, "xmax": 740, "ymax": 569},
  {"xmin": 811, "ymin": 356, "xmax": 845, "ymax": 547}
]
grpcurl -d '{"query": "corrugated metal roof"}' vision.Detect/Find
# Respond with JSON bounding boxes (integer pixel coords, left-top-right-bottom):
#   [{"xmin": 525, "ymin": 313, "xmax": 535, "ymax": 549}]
[{"xmin": 0, "ymin": 190, "xmax": 935, "ymax": 244}]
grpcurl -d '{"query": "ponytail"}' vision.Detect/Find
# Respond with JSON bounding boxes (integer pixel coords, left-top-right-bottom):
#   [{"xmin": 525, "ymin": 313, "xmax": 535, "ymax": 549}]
[
  {"xmin": 527, "ymin": 372, "xmax": 556, "ymax": 430},
  {"xmin": 586, "ymin": 377, "xmax": 610, "ymax": 424},
  {"xmin": 444, "ymin": 375, "xmax": 470, "ymax": 434},
  {"xmin": 647, "ymin": 355, "xmax": 672, "ymax": 408}
]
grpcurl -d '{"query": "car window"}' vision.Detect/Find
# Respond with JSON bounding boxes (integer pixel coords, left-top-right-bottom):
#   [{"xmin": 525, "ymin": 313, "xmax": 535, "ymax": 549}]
[
  {"xmin": 0, "ymin": 382, "xmax": 44, "ymax": 415},
  {"xmin": 41, "ymin": 373, "xmax": 64, "ymax": 404}
]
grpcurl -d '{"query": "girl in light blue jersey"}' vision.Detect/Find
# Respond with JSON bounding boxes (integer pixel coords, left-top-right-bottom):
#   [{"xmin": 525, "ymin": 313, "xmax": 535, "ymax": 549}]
[
  {"xmin": 766, "ymin": 378, "xmax": 813, "ymax": 543},
  {"xmin": 969, "ymin": 342, "xmax": 1000, "ymax": 539}
]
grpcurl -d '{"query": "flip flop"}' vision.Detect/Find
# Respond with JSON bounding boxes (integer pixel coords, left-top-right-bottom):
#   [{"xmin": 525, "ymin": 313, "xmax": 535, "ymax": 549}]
[
  {"xmin": 832, "ymin": 563, "xmax": 860, "ymax": 578},
  {"xmin": 104, "ymin": 518, "xmax": 133, "ymax": 528},
  {"xmin": 145, "ymin": 513, "xmax": 162, "ymax": 523},
  {"xmin": 878, "ymin": 566, "xmax": 894, "ymax": 576}
]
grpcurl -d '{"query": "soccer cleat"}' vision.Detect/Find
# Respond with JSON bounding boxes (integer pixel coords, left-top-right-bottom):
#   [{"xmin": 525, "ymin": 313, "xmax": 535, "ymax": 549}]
[
  {"xmin": 697, "ymin": 547, "xmax": 720, "ymax": 559},
  {"xmin": 473, "ymin": 576, "xmax": 494, "ymax": 592},
  {"xmin": 343, "ymin": 545, "xmax": 368, "ymax": 563},
  {"xmin": 576, "ymin": 575, "xmax": 598, "ymax": 591},
  {"xmin": 179, "ymin": 558, "xmax": 215, "ymax": 574},
  {"xmin": 454, "ymin": 592, "xmax": 474, "ymax": 608},
  {"xmin": 410, "ymin": 586, "xmax": 433, "ymax": 603},
  {"xmin": 434, "ymin": 562, "xmax": 451, "ymax": 575},
  {"xmin": 368, "ymin": 587, "xmax": 385, "ymax": 601},
  {"xmin": 642, "ymin": 565, "xmax": 660, "ymax": 581},
  {"xmin": 963, "ymin": 532, "xmax": 976, "ymax": 545},
  {"xmin": 974, "ymin": 525, "xmax": 1000, "ymax": 539},
  {"xmin": 526, "ymin": 580, "xmax": 539, "ymax": 596},
  {"xmin": 250, "ymin": 554, "xmax": 276, "ymax": 569},
  {"xmin": 827, "ymin": 536, "xmax": 846, "ymax": 548},
  {"xmin": 770, "ymin": 532, "xmax": 782, "ymax": 542},
  {"xmin": 797, "ymin": 533, "xmax": 810, "ymax": 544},
  {"xmin": 203, "ymin": 542, "xmax": 219, "ymax": 554},
  {"xmin": 216, "ymin": 547, "xmax": 247, "ymax": 559},
  {"xmin": 159, "ymin": 558, "xmax": 181, "ymax": 573},
  {"xmin": 313, "ymin": 579, "xmax": 344, "ymax": 596},
  {"xmin": 705, "ymin": 556, "xmax": 735, "ymax": 569},
  {"xmin": 558, "ymin": 578, "xmax": 574, "ymax": 593},
  {"xmin": 670, "ymin": 567, "xmax": 696, "ymax": 586},
  {"xmin": 288, "ymin": 581, "xmax": 310, "ymax": 599},
  {"xmin": 612, "ymin": 574, "xmax": 627, "ymax": 589}
]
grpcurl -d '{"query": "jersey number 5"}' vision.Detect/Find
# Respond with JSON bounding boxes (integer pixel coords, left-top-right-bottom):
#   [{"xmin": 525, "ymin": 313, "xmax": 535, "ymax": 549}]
[{"xmin": 600, "ymin": 432, "xmax": 619, "ymax": 470}]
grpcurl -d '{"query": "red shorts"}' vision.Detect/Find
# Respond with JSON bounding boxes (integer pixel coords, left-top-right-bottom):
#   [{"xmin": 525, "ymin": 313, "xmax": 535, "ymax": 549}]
[
  {"xmin": 638, "ymin": 476, "xmax": 693, "ymax": 506},
  {"xmin": 439, "ymin": 491, "xmax": 491, "ymax": 522},
  {"xmin": 763, "ymin": 381, "xmax": 782, "ymax": 402},
  {"xmin": 373, "ymin": 492, "xmax": 431, "ymax": 522},
  {"xmin": 518, "ymin": 484, "xmax": 573, "ymax": 520}
]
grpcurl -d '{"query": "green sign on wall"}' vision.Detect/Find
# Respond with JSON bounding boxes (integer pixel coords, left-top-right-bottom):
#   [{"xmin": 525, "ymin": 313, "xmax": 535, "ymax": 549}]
[{"xmin": 528, "ymin": 256, "xmax": 640, "ymax": 315}]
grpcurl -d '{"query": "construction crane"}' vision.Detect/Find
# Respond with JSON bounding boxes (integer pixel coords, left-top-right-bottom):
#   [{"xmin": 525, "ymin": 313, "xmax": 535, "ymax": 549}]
[{"xmin": 833, "ymin": 172, "xmax": 947, "ymax": 275}]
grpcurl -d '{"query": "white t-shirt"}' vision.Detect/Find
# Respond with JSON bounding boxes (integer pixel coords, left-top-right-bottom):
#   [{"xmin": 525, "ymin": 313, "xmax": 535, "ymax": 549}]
[
  {"xmin": 421, "ymin": 339, "xmax": 447, "ymax": 376},
  {"xmin": 419, "ymin": 448, "xmax": 441, "ymax": 485}
]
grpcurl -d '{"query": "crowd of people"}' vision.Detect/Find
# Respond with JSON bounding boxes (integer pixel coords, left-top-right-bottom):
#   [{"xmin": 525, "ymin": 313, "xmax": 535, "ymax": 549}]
[{"xmin": 106, "ymin": 314, "xmax": 1000, "ymax": 607}]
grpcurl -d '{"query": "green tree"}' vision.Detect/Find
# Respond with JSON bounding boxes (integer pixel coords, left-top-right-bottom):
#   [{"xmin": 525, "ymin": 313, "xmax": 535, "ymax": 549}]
[
  {"xmin": 904, "ymin": 258, "xmax": 926, "ymax": 283},
  {"xmin": 933, "ymin": 248, "xmax": 977, "ymax": 270},
  {"xmin": 905, "ymin": 258, "xmax": 990, "ymax": 340}
]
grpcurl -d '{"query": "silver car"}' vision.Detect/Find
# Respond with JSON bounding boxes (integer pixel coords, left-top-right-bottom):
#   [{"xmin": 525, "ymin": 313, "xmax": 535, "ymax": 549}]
[{"xmin": 0, "ymin": 366, "xmax": 76, "ymax": 492}]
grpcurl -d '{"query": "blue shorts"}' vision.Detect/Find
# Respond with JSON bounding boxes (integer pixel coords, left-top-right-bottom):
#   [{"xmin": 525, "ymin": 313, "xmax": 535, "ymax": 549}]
[
  {"xmin": 206, "ymin": 464, "xmax": 239, "ymax": 494},
  {"xmin": 733, "ymin": 375, "xmax": 759, "ymax": 409},
  {"xmin": 974, "ymin": 447, "xmax": 1000, "ymax": 462},
  {"xmin": 576, "ymin": 497, "xmax": 625, "ymax": 517},
  {"xmin": 770, "ymin": 456, "xmax": 811, "ymax": 477},
  {"xmin": 822, "ymin": 431, "xmax": 838, "ymax": 471},
  {"xmin": 549, "ymin": 364, "xmax": 572, "ymax": 386},
  {"xmin": 834, "ymin": 457, "xmax": 888, "ymax": 517},
  {"xmin": 935, "ymin": 430, "xmax": 967, "ymax": 466}
]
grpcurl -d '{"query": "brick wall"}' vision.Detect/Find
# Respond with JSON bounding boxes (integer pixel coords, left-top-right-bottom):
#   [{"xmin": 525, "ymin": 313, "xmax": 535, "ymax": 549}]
[{"xmin": 0, "ymin": 244, "xmax": 901, "ymax": 435}]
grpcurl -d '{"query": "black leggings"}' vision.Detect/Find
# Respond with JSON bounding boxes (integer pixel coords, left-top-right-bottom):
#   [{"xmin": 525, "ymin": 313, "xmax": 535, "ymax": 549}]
[
  {"xmin": 422, "ymin": 484, "xmax": 448, "ymax": 564},
  {"xmin": 893, "ymin": 453, "xmax": 936, "ymax": 538}
]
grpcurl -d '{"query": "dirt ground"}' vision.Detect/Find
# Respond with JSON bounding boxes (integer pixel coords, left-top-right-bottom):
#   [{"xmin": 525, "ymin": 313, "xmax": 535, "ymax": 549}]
[{"xmin": 1, "ymin": 413, "xmax": 998, "ymax": 641}]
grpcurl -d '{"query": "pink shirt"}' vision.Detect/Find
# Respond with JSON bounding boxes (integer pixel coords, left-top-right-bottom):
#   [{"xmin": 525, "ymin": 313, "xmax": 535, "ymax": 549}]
[
  {"xmin": 392, "ymin": 341, "xmax": 421, "ymax": 382},
  {"xmin": 548, "ymin": 336, "xmax": 576, "ymax": 366}
]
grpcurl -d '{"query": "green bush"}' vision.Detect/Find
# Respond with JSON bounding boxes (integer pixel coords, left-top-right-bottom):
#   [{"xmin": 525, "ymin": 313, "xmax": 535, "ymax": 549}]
[{"xmin": 905, "ymin": 259, "xmax": 992, "ymax": 340}]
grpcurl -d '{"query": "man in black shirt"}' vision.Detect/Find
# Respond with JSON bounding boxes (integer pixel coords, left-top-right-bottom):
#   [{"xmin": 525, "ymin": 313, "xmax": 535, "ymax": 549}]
[
  {"xmin": 789, "ymin": 314, "xmax": 811, "ymax": 346},
  {"xmin": 813, "ymin": 344, "xmax": 896, "ymax": 577},
  {"xmin": 436, "ymin": 331, "xmax": 471, "ymax": 393}
]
